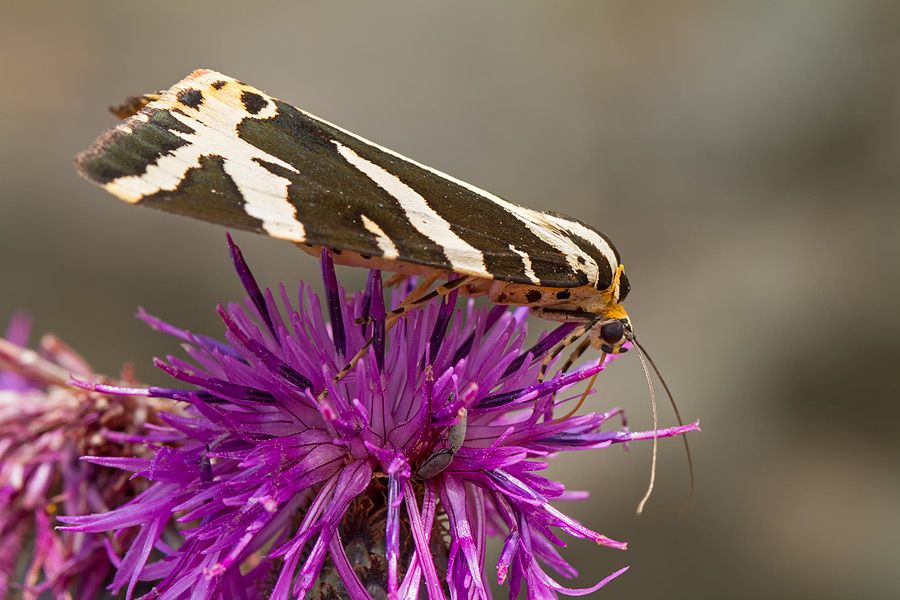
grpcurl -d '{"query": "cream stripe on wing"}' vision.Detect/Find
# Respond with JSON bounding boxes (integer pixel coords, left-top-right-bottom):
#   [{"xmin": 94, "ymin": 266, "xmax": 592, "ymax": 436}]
[
  {"xmin": 300, "ymin": 107, "xmax": 612, "ymax": 286},
  {"xmin": 508, "ymin": 244, "xmax": 540, "ymax": 284},
  {"xmin": 332, "ymin": 140, "xmax": 489, "ymax": 277},
  {"xmin": 361, "ymin": 214, "xmax": 399, "ymax": 260}
]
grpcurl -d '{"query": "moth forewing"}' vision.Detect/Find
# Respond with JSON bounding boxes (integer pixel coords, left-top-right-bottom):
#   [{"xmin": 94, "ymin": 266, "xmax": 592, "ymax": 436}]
[{"xmin": 75, "ymin": 69, "xmax": 634, "ymax": 364}]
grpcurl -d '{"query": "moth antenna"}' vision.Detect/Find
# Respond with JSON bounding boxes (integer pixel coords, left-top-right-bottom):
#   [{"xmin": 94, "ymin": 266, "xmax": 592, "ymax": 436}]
[
  {"xmin": 632, "ymin": 337, "xmax": 694, "ymax": 516},
  {"xmin": 633, "ymin": 342, "xmax": 658, "ymax": 515}
]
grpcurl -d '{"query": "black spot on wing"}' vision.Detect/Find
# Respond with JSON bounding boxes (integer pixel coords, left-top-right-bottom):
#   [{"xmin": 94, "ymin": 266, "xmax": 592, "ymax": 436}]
[
  {"xmin": 211, "ymin": 80, "xmax": 227, "ymax": 90},
  {"xmin": 241, "ymin": 91, "xmax": 268, "ymax": 115},
  {"xmin": 236, "ymin": 101, "xmax": 450, "ymax": 268},
  {"xmin": 75, "ymin": 109, "xmax": 193, "ymax": 185},
  {"xmin": 138, "ymin": 154, "xmax": 266, "ymax": 233},
  {"xmin": 177, "ymin": 89, "xmax": 204, "ymax": 109}
]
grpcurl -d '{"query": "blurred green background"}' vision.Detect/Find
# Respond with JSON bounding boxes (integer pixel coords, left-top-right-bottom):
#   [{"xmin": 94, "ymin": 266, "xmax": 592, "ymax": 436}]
[{"xmin": 2, "ymin": 1, "xmax": 898, "ymax": 598}]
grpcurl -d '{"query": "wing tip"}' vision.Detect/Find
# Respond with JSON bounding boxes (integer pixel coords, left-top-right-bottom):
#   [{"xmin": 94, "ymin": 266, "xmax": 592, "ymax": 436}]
[
  {"xmin": 75, "ymin": 69, "xmax": 229, "ymax": 187},
  {"xmin": 74, "ymin": 125, "xmax": 120, "ymax": 184}
]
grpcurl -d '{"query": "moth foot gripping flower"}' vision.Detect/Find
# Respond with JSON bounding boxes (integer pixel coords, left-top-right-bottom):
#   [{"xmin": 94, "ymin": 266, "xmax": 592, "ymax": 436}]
[
  {"xmin": 61, "ymin": 235, "xmax": 699, "ymax": 599},
  {"xmin": 0, "ymin": 312, "xmax": 176, "ymax": 600}
]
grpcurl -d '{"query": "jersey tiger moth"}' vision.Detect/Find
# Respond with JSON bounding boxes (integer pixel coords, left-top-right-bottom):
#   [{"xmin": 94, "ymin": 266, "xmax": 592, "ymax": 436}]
[{"xmin": 75, "ymin": 69, "xmax": 635, "ymax": 379}]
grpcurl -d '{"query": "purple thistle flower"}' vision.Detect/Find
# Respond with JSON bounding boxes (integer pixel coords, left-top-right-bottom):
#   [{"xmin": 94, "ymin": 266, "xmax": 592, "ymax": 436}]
[
  {"xmin": 62, "ymin": 235, "xmax": 699, "ymax": 599},
  {"xmin": 0, "ymin": 312, "xmax": 175, "ymax": 599}
]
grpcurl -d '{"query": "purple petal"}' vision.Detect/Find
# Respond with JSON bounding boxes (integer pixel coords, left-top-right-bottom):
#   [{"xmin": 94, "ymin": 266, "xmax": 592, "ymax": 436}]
[
  {"xmin": 401, "ymin": 480, "xmax": 445, "ymax": 599},
  {"xmin": 137, "ymin": 307, "xmax": 241, "ymax": 359},
  {"xmin": 441, "ymin": 475, "xmax": 488, "ymax": 598},
  {"xmin": 320, "ymin": 247, "xmax": 346, "ymax": 358},
  {"xmin": 227, "ymin": 233, "xmax": 274, "ymax": 336}
]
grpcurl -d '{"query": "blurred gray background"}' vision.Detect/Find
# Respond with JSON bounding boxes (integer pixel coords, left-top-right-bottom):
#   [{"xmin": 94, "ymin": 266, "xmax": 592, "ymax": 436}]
[{"xmin": 2, "ymin": 1, "xmax": 898, "ymax": 598}]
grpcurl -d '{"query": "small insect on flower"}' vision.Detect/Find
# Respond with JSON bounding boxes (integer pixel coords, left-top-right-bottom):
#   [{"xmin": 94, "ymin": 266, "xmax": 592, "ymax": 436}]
[{"xmin": 61, "ymin": 236, "xmax": 698, "ymax": 600}]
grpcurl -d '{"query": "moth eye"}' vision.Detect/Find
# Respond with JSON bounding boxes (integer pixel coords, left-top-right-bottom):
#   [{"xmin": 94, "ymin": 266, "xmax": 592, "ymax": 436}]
[{"xmin": 599, "ymin": 320, "xmax": 625, "ymax": 345}]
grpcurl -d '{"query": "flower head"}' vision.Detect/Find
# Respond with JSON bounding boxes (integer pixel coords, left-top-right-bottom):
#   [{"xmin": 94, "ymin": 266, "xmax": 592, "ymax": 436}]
[
  {"xmin": 62, "ymin": 235, "xmax": 699, "ymax": 599},
  {"xmin": 0, "ymin": 312, "xmax": 174, "ymax": 599}
]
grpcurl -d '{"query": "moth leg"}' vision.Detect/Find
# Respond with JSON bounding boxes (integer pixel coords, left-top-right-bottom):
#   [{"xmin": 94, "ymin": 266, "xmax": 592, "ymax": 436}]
[
  {"xmin": 385, "ymin": 275, "xmax": 478, "ymax": 331},
  {"xmin": 384, "ymin": 273, "xmax": 412, "ymax": 287},
  {"xmin": 355, "ymin": 271, "xmax": 441, "ymax": 326},
  {"xmin": 559, "ymin": 338, "xmax": 592, "ymax": 376},
  {"xmin": 325, "ymin": 274, "xmax": 476, "ymax": 399},
  {"xmin": 531, "ymin": 307, "xmax": 598, "ymax": 322},
  {"xmin": 538, "ymin": 320, "xmax": 595, "ymax": 382},
  {"xmin": 323, "ymin": 337, "xmax": 375, "ymax": 397}
]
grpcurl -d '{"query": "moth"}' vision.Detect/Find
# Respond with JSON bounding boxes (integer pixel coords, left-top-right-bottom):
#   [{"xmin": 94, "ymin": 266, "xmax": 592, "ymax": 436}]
[
  {"xmin": 78, "ymin": 71, "xmax": 695, "ymax": 501},
  {"xmin": 76, "ymin": 69, "xmax": 634, "ymax": 378}
]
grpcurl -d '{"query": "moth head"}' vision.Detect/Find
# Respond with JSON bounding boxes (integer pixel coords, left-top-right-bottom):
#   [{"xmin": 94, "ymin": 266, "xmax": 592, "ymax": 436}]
[{"xmin": 590, "ymin": 305, "xmax": 633, "ymax": 354}]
